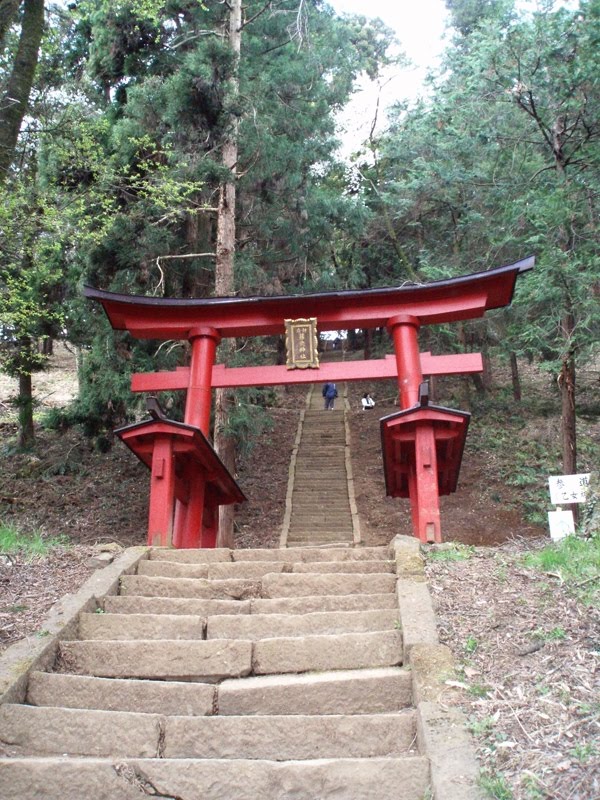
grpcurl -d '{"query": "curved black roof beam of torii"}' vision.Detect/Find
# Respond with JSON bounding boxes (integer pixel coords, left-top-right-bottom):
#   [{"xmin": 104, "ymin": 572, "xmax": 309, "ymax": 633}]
[{"xmin": 84, "ymin": 256, "xmax": 534, "ymax": 340}]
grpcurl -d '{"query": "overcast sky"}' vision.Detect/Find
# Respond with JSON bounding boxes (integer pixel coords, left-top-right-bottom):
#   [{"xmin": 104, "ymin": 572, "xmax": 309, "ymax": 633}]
[{"xmin": 327, "ymin": 0, "xmax": 450, "ymax": 152}]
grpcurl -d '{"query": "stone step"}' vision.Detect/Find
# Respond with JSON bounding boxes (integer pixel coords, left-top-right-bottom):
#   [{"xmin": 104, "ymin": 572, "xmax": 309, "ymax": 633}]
[
  {"xmin": 102, "ymin": 595, "xmax": 250, "ymax": 616},
  {"xmin": 26, "ymin": 672, "xmax": 215, "ymax": 716},
  {"xmin": 249, "ymin": 592, "xmax": 398, "ymax": 615},
  {"xmin": 286, "ymin": 526, "xmax": 353, "ymax": 533},
  {"xmin": 137, "ymin": 560, "xmax": 286, "ymax": 580},
  {"xmin": 58, "ymin": 639, "xmax": 252, "ymax": 681},
  {"xmin": 0, "ymin": 756, "xmax": 430, "ymax": 800},
  {"xmin": 58, "ymin": 629, "xmax": 402, "ymax": 679},
  {"xmin": 148, "ymin": 545, "xmax": 389, "ymax": 563},
  {"xmin": 105, "ymin": 592, "xmax": 396, "ymax": 617},
  {"xmin": 149, "ymin": 548, "xmax": 234, "ymax": 563},
  {"xmin": 252, "ymin": 629, "xmax": 403, "ymax": 674},
  {"xmin": 218, "ymin": 667, "xmax": 412, "ymax": 715},
  {"xmin": 79, "ymin": 613, "xmax": 206, "ymax": 641},
  {"xmin": 288, "ymin": 530, "xmax": 353, "ymax": 547},
  {"xmin": 290, "ymin": 504, "xmax": 351, "ymax": 511},
  {"xmin": 27, "ymin": 666, "xmax": 413, "ymax": 718},
  {"xmin": 294, "ymin": 561, "xmax": 397, "ymax": 574},
  {"xmin": 206, "ymin": 608, "xmax": 398, "ymax": 640},
  {"xmin": 0, "ymin": 704, "xmax": 417, "ymax": 760},
  {"xmin": 289, "ymin": 515, "xmax": 353, "ymax": 523},
  {"xmin": 260, "ymin": 573, "xmax": 396, "ymax": 598},
  {"xmin": 120, "ymin": 575, "xmax": 260, "ymax": 599}
]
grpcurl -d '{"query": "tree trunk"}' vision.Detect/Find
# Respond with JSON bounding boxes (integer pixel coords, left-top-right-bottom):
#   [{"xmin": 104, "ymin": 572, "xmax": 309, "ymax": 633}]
[
  {"xmin": 0, "ymin": 0, "xmax": 20, "ymax": 51},
  {"xmin": 0, "ymin": 0, "xmax": 44, "ymax": 183},
  {"xmin": 559, "ymin": 313, "xmax": 577, "ymax": 476},
  {"xmin": 510, "ymin": 351, "xmax": 521, "ymax": 402},
  {"xmin": 213, "ymin": 0, "xmax": 242, "ymax": 549},
  {"xmin": 363, "ymin": 328, "xmax": 373, "ymax": 360},
  {"xmin": 18, "ymin": 369, "xmax": 34, "ymax": 449}
]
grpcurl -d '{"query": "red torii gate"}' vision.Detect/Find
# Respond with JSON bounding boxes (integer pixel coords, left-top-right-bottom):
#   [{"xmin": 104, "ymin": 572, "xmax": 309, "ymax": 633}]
[{"xmin": 85, "ymin": 256, "xmax": 533, "ymax": 547}]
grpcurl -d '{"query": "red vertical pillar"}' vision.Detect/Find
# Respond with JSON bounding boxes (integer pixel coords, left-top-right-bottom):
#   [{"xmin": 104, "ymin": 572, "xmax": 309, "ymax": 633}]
[
  {"xmin": 148, "ymin": 434, "xmax": 176, "ymax": 547},
  {"xmin": 388, "ymin": 315, "xmax": 422, "ymax": 409},
  {"xmin": 388, "ymin": 314, "xmax": 441, "ymax": 542},
  {"xmin": 185, "ymin": 327, "xmax": 220, "ymax": 434},
  {"xmin": 179, "ymin": 468, "xmax": 206, "ymax": 549},
  {"xmin": 414, "ymin": 423, "xmax": 441, "ymax": 543},
  {"xmin": 175, "ymin": 326, "xmax": 220, "ymax": 549}
]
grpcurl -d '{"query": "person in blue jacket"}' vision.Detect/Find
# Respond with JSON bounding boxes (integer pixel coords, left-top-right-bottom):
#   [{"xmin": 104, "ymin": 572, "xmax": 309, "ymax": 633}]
[{"xmin": 322, "ymin": 382, "xmax": 338, "ymax": 410}]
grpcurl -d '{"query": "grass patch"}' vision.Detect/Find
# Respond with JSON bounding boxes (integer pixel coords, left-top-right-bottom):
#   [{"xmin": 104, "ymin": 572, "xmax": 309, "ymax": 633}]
[
  {"xmin": 479, "ymin": 769, "xmax": 514, "ymax": 799},
  {"xmin": 427, "ymin": 543, "xmax": 475, "ymax": 562},
  {"xmin": 0, "ymin": 521, "xmax": 68, "ymax": 559},
  {"xmin": 523, "ymin": 534, "xmax": 600, "ymax": 606}
]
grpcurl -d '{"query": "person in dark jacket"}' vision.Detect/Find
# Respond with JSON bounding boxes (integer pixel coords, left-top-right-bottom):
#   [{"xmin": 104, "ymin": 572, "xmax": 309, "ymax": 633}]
[{"xmin": 322, "ymin": 382, "xmax": 338, "ymax": 410}]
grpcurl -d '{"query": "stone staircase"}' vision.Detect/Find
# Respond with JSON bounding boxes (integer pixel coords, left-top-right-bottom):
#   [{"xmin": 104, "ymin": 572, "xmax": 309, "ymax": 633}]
[
  {"xmin": 282, "ymin": 384, "xmax": 358, "ymax": 548},
  {"xmin": 0, "ymin": 545, "xmax": 432, "ymax": 799}
]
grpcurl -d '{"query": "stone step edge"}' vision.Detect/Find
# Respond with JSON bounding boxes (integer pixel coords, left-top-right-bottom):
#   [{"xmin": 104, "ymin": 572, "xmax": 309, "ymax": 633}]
[
  {"xmin": 0, "ymin": 704, "xmax": 417, "ymax": 760},
  {"xmin": 0, "ymin": 756, "xmax": 431, "ymax": 800},
  {"xmin": 27, "ymin": 666, "xmax": 413, "ymax": 716}
]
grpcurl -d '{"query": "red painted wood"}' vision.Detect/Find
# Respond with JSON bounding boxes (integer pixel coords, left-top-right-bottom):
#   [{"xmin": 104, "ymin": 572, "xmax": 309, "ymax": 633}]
[
  {"xmin": 131, "ymin": 353, "xmax": 484, "ymax": 392},
  {"xmin": 89, "ymin": 258, "xmax": 532, "ymax": 547},
  {"xmin": 116, "ymin": 419, "xmax": 245, "ymax": 549},
  {"xmin": 185, "ymin": 328, "xmax": 219, "ymax": 433},
  {"xmin": 148, "ymin": 435, "xmax": 176, "ymax": 547},
  {"xmin": 84, "ymin": 257, "xmax": 533, "ymax": 341},
  {"xmin": 388, "ymin": 316, "xmax": 422, "ymax": 409},
  {"xmin": 415, "ymin": 424, "xmax": 441, "ymax": 543}
]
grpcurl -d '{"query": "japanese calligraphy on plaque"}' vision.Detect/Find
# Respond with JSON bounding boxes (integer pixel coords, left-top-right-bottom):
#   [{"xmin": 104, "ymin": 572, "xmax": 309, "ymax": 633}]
[{"xmin": 284, "ymin": 318, "xmax": 319, "ymax": 369}]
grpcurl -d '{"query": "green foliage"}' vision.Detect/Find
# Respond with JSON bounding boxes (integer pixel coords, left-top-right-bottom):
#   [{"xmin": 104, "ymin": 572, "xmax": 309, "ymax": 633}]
[
  {"xmin": 479, "ymin": 769, "xmax": 514, "ymax": 800},
  {"xmin": 523, "ymin": 534, "xmax": 600, "ymax": 606},
  {"xmin": 0, "ymin": 521, "xmax": 69, "ymax": 559},
  {"xmin": 427, "ymin": 543, "xmax": 475, "ymax": 562}
]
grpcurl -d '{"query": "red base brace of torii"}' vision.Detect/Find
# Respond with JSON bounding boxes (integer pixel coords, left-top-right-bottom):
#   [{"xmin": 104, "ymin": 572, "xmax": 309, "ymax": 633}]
[{"xmin": 85, "ymin": 256, "xmax": 533, "ymax": 547}]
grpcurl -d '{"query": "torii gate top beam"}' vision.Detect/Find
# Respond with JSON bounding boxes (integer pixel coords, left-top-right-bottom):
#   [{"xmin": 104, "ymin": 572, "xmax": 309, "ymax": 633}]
[{"xmin": 84, "ymin": 257, "xmax": 533, "ymax": 340}]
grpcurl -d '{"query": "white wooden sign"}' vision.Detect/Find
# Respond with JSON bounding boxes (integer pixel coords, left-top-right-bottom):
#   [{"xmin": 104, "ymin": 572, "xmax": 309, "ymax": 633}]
[
  {"xmin": 547, "ymin": 510, "xmax": 575, "ymax": 541},
  {"xmin": 548, "ymin": 473, "xmax": 591, "ymax": 505}
]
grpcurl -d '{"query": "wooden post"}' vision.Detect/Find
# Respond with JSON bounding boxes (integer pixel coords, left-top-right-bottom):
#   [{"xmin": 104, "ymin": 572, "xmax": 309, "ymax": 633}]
[
  {"xmin": 388, "ymin": 315, "xmax": 423, "ymax": 409},
  {"xmin": 185, "ymin": 327, "xmax": 220, "ymax": 434},
  {"xmin": 148, "ymin": 435, "xmax": 176, "ymax": 547},
  {"xmin": 388, "ymin": 314, "xmax": 441, "ymax": 542}
]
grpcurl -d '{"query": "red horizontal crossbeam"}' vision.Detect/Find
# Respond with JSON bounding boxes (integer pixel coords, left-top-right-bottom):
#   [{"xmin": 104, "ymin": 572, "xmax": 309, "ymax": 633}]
[
  {"xmin": 85, "ymin": 257, "xmax": 533, "ymax": 340},
  {"xmin": 130, "ymin": 352, "xmax": 483, "ymax": 393}
]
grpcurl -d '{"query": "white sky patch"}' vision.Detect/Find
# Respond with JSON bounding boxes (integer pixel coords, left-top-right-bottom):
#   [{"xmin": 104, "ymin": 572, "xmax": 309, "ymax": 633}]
[{"xmin": 327, "ymin": 0, "xmax": 449, "ymax": 155}]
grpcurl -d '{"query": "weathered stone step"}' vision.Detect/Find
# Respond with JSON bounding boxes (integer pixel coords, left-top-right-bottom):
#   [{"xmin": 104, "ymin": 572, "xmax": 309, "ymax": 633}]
[
  {"xmin": 252, "ymin": 630, "xmax": 403, "ymax": 674},
  {"xmin": 104, "ymin": 592, "xmax": 396, "ymax": 617},
  {"xmin": 102, "ymin": 595, "xmax": 249, "ymax": 616},
  {"xmin": 260, "ymin": 573, "xmax": 395, "ymax": 599},
  {"xmin": 0, "ymin": 756, "xmax": 430, "ymax": 800},
  {"xmin": 79, "ymin": 613, "xmax": 206, "ymax": 641},
  {"xmin": 249, "ymin": 592, "xmax": 398, "ymax": 615},
  {"xmin": 289, "ymin": 513, "xmax": 353, "ymax": 521},
  {"xmin": 206, "ymin": 608, "xmax": 398, "ymax": 640},
  {"xmin": 58, "ymin": 630, "xmax": 401, "ymax": 679},
  {"xmin": 120, "ymin": 575, "xmax": 260, "ymax": 599},
  {"xmin": 26, "ymin": 672, "xmax": 215, "ymax": 716},
  {"xmin": 58, "ymin": 639, "xmax": 252, "ymax": 681},
  {"xmin": 148, "ymin": 547, "xmax": 233, "ymax": 563},
  {"xmin": 286, "ymin": 525, "xmax": 352, "ymax": 532},
  {"xmin": 137, "ymin": 560, "xmax": 286, "ymax": 580},
  {"xmin": 0, "ymin": 704, "xmax": 416, "ymax": 760},
  {"xmin": 292, "ymin": 561, "xmax": 395, "ymax": 574},
  {"xmin": 149, "ymin": 545, "xmax": 389, "ymax": 563},
  {"xmin": 286, "ymin": 541, "xmax": 355, "ymax": 548},
  {"xmin": 27, "ymin": 666, "xmax": 412, "ymax": 718},
  {"xmin": 218, "ymin": 667, "xmax": 412, "ymax": 715},
  {"xmin": 290, "ymin": 503, "xmax": 350, "ymax": 510}
]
